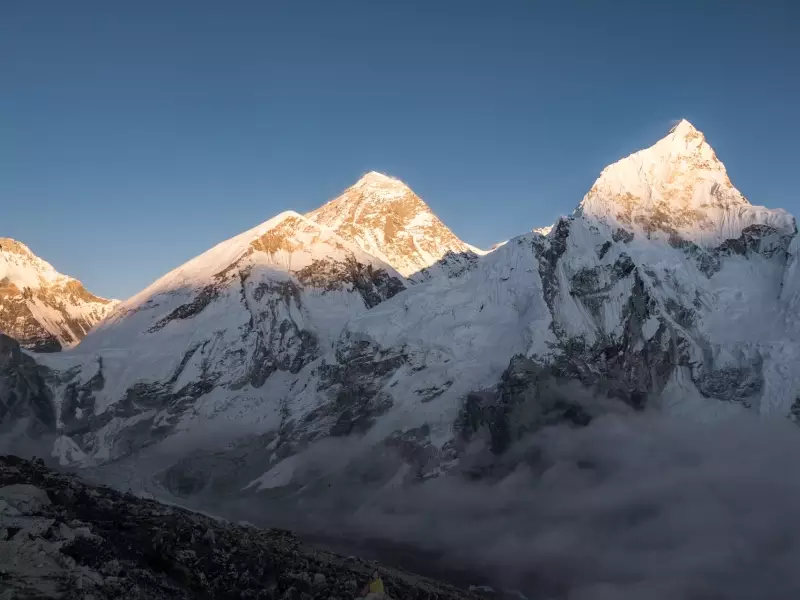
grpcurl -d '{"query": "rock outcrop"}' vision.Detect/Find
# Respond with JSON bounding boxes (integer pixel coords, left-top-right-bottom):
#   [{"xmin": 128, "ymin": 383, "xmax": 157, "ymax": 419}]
[
  {"xmin": 0, "ymin": 335, "xmax": 56, "ymax": 456},
  {"xmin": 0, "ymin": 454, "xmax": 476, "ymax": 599}
]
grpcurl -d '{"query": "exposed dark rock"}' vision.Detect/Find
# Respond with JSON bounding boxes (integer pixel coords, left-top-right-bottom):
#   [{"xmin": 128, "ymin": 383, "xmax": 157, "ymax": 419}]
[
  {"xmin": 532, "ymin": 217, "xmax": 572, "ymax": 331},
  {"xmin": 54, "ymin": 346, "xmax": 222, "ymax": 462},
  {"xmin": 148, "ymin": 285, "xmax": 220, "ymax": 333},
  {"xmin": 240, "ymin": 277, "xmax": 320, "ymax": 388},
  {"xmin": 570, "ymin": 267, "xmax": 600, "ymax": 296},
  {"xmin": 383, "ymin": 425, "xmax": 439, "ymax": 478},
  {"xmin": 456, "ymin": 357, "xmax": 593, "ymax": 457},
  {"xmin": 60, "ymin": 358, "xmax": 105, "ymax": 436},
  {"xmin": 414, "ymin": 381, "xmax": 453, "ymax": 403},
  {"xmin": 219, "ymin": 341, "xmax": 411, "ymax": 482},
  {"xmin": 0, "ymin": 335, "xmax": 56, "ymax": 444},
  {"xmin": 414, "ymin": 250, "xmax": 481, "ymax": 281},
  {"xmin": 664, "ymin": 297, "xmax": 695, "ymax": 329},
  {"xmin": 789, "ymin": 397, "xmax": 800, "ymax": 425},
  {"xmin": 596, "ymin": 240, "xmax": 612, "ymax": 259},
  {"xmin": 329, "ymin": 389, "xmax": 393, "ymax": 437},
  {"xmin": 671, "ymin": 225, "xmax": 792, "ymax": 280},
  {"xmin": 612, "ymin": 228, "xmax": 634, "ymax": 243},
  {"xmin": 694, "ymin": 356, "xmax": 764, "ymax": 407},
  {"xmin": 717, "ymin": 224, "xmax": 781, "ymax": 257},
  {"xmin": 295, "ymin": 256, "xmax": 405, "ymax": 309},
  {"xmin": 611, "ymin": 253, "xmax": 635, "ymax": 279},
  {"xmin": 0, "ymin": 455, "xmax": 476, "ymax": 599},
  {"xmin": 567, "ymin": 254, "xmax": 637, "ymax": 325},
  {"xmin": 456, "ymin": 246, "xmax": 684, "ymax": 460}
]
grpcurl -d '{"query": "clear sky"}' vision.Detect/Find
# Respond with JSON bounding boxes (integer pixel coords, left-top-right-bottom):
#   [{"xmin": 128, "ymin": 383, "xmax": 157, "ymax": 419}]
[{"xmin": 3, "ymin": 0, "xmax": 798, "ymax": 300}]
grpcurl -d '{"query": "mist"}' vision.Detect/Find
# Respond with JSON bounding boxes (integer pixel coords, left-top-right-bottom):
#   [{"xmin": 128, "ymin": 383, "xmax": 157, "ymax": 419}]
[
  {"xmin": 76, "ymin": 403, "xmax": 800, "ymax": 599},
  {"xmin": 209, "ymin": 411, "xmax": 800, "ymax": 600}
]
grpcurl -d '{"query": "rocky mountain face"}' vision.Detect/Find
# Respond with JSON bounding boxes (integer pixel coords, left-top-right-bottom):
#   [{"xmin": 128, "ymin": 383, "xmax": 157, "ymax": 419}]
[
  {"xmin": 25, "ymin": 211, "xmax": 406, "ymax": 466},
  {"xmin": 2, "ymin": 121, "xmax": 800, "ymax": 518},
  {"xmin": 307, "ymin": 172, "xmax": 484, "ymax": 281},
  {"xmin": 0, "ymin": 455, "xmax": 477, "ymax": 599},
  {"xmin": 0, "ymin": 334, "xmax": 56, "ymax": 457},
  {"xmin": 228, "ymin": 121, "xmax": 800, "ymax": 493},
  {"xmin": 0, "ymin": 239, "xmax": 117, "ymax": 352}
]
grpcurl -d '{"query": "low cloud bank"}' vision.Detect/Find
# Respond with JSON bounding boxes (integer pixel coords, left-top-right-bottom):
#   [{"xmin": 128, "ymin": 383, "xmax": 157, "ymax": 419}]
[
  {"xmin": 249, "ymin": 413, "xmax": 800, "ymax": 599},
  {"xmin": 84, "ymin": 404, "xmax": 800, "ymax": 599}
]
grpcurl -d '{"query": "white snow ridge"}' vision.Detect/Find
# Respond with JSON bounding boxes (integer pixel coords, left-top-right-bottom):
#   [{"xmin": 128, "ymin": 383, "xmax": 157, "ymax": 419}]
[{"xmin": 4, "ymin": 124, "xmax": 800, "ymax": 592}]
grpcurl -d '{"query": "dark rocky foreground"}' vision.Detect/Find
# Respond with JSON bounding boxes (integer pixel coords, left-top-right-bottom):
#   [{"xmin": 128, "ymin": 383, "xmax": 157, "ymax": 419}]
[{"xmin": 0, "ymin": 455, "xmax": 478, "ymax": 600}]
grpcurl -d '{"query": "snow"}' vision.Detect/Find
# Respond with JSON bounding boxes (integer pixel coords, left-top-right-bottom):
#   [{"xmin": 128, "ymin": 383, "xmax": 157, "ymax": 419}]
[
  {"xmin": 244, "ymin": 454, "xmax": 299, "ymax": 490},
  {"xmin": 0, "ymin": 238, "xmax": 118, "ymax": 348},
  {"xmin": 577, "ymin": 119, "xmax": 795, "ymax": 247},
  {"xmin": 35, "ymin": 208, "xmax": 411, "ymax": 464},
  {"xmin": 108, "ymin": 211, "xmax": 308, "ymax": 312},
  {"xmin": 28, "ymin": 120, "xmax": 800, "ymax": 473},
  {"xmin": 301, "ymin": 234, "xmax": 558, "ymax": 443},
  {"xmin": 52, "ymin": 436, "xmax": 89, "ymax": 466},
  {"xmin": 642, "ymin": 316, "xmax": 660, "ymax": 340},
  {"xmin": 306, "ymin": 171, "xmax": 484, "ymax": 279},
  {"xmin": 303, "ymin": 121, "xmax": 800, "ymax": 431},
  {"xmin": 0, "ymin": 238, "xmax": 64, "ymax": 288}
]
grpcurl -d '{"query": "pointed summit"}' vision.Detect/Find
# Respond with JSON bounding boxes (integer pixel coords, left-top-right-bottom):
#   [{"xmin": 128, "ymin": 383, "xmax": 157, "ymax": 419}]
[
  {"xmin": 576, "ymin": 122, "xmax": 794, "ymax": 246},
  {"xmin": 659, "ymin": 119, "xmax": 720, "ymax": 166},
  {"xmin": 0, "ymin": 238, "xmax": 117, "ymax": 351},
  {"xmin": 357, "ymin": 171, "xmax": 402, "ymax": 186},
  {"xmin": 306, "ymin": 173, "xmax": 482, "ymax": 279},
  {"xmin": 669, "ymin": 118, "xmax": 700, "ymax": 137},
  {"xmin": 343, "ymin": 171, "xmax": 414, "ymax": 204}
]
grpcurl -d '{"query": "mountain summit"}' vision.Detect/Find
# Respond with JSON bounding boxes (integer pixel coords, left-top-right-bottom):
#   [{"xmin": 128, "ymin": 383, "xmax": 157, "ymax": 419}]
[
  {"xmin": 307, "ymin": 172, "xmax": 483, "ymax": 280},
  {"xmin": 577, "ymin": 120, "xmax": 794, "ymax": 246},
  {"xmin": 0, "ymin": 238, "xmax": 117, "ymax": 351}
]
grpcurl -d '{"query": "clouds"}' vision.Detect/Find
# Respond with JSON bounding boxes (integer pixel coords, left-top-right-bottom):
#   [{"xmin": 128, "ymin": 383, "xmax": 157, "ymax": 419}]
[
  {"xmin": 280, "ymin": 412, "xmax": 800, "ymax": 599},
  {"xmin": 111, "ymin": 402, "xmax": 800, "ymax": 599}
]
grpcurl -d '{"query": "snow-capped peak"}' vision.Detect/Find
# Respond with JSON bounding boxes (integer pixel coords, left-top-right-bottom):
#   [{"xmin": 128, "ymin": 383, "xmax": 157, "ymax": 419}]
[
  {"xmin": 108, "ymin": 210, "xmax": 395, "ymax": 317},
  {"xmin": 355, "ymin": 170, "xmax": 407, "ymax": 190},
  {"xmin": 306, "ymin": 173, "xmax": 483, "ymax": 280},
  {"xmin": 669, "ymin": 118, "xmax": 700, "ymax": 137},
  {"xmin": 576, "ymin": 120, "xmax": 794, "ymax": 246},
  {"xmin": 334, "ymin": 171, "xmax": 415, "ymax": 205},
  {"xmin": 0, "ymin": 237, "xmax": 117, "ymax": 351},
  {"xmin": 0, "ymin": 237, "xmax": 66, "ymax": 289}
]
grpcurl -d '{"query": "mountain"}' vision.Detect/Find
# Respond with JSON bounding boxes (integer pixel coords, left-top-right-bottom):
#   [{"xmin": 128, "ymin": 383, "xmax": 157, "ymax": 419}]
[
  {"xmin": 4, "ymin": 121, "xmax": 800, "ymax": 507},
  {"xmin": 577, "ymin": 119, "xmax": 793, "ymax": 246},
  {"xmin": 0, "ymin": 238, "xmax": 117, "ymax": 351},
  {"xmin": 307, "ymin": 171, "xmax": 484, "ymax": 281},
  {"xmin": 21, "ymin": 210, "xmax": 405, "ymax": 465},
  {"xmin": 236, "ymin": 120, "xmax": 800, "ymax": 491}
]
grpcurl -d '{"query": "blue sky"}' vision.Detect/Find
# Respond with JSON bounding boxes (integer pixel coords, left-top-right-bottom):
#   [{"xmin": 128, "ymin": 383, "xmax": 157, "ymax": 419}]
[{"xmin": 3, "ymin": 0, "xmax": 798, "ymax": 299}]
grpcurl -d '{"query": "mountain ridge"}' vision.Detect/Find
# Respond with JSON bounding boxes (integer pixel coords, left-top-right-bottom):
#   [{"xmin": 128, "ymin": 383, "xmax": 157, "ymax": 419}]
[
  {"xmin": 4, "ymin": 120, "xmax": 800, "ymax": 510},
  {"xmin": 0, "ymin": 237, "xmax": 117, "ymax": 351}
]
